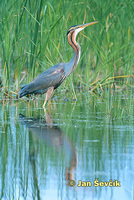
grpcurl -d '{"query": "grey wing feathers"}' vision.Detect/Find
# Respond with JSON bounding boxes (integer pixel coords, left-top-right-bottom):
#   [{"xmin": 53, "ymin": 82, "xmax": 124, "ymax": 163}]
[{"xmin": 18, "ymin": 63, "xmax": 65, "ymax": 98}]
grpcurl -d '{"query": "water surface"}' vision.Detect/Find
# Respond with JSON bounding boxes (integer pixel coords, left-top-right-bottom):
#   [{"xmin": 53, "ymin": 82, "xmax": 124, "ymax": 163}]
[{"xmin": 0, "ymin": 94, "xmax": 133, "ymax": 200}]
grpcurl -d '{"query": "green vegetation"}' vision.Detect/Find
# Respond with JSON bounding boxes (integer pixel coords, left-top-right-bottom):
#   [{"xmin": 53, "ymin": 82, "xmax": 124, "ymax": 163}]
[{"xmin": 0, "ymin": 0, "xmax": 134, "ymax": 100}]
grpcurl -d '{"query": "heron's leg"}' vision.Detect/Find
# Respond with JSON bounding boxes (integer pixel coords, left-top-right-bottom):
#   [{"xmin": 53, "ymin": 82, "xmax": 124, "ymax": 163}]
[
  {"xmin": 43, "ymin": 86, "xmax": 54, "ymax": 108},
  {"xmin": 44, "ymin": 108, "xmax": 53, "ymax": 127}
]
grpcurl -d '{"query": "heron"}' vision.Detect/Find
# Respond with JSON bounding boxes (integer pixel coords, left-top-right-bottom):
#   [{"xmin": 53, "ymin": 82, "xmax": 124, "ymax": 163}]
[{"xmin": 18, "ymin": 21, "xmax": 98, "ymax": 107}]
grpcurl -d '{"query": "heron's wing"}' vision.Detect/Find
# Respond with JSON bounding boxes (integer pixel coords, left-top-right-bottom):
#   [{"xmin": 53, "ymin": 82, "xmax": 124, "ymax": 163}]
[
  {"xmin": 19, "ymin": 63, "xmax": 65, "ymax": 96},
  {"xmin": 31, "ymin": 63, "xmax": 65, "ymax": 89}
]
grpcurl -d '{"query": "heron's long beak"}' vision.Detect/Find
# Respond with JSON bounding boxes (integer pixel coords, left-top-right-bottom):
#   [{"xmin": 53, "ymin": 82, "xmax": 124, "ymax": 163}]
[{"xmin": 81, "ymin": 21, "xmax": 98, "ymax": 29}]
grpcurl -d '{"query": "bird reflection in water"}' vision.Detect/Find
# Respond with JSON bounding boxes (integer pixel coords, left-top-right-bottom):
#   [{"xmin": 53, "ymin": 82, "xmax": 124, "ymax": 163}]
[{"xmin": 19, "ymin": 109, "xmax": 77, "ymax": 184}]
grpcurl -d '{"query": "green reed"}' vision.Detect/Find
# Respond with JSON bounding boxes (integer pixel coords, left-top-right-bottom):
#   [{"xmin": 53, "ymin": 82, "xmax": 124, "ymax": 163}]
[{"xmin": 0, "ymin": 0, "xmax": 133, "ymax": 99}]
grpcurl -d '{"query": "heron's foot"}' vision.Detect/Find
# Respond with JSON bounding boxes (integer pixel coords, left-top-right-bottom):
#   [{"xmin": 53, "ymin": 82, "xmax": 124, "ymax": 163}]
[
  {"xmin": 42, "ymin": 101, "xmax": 46, "ymax": 108},
  {"xmin": 42, "ymin": 100, "xmax": 51, "ymax": 108}
]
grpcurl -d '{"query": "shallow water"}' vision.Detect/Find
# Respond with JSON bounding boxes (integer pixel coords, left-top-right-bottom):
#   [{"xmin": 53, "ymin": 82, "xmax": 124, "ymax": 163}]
[{"xmin": 0, "ymin": 95, "xmax": 134, "ymax": 200}]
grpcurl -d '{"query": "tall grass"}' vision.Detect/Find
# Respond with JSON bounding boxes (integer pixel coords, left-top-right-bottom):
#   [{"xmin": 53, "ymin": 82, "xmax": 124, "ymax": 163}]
[{"xmin": 0, "ymin": 0, "xmax": 133, "ymax": 98}]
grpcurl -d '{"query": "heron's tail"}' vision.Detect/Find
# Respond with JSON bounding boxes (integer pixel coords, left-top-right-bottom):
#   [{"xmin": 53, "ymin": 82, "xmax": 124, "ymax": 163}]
[{"xmin": 18, "ymin": 85, "xmax": 29, "ymax": 98}]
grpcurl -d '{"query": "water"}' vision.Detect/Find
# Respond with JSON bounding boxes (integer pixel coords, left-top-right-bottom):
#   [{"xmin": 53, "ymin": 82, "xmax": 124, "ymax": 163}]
[{"xmin": 0, "ymin": 95, "xmax": 134, "ymax": 200}]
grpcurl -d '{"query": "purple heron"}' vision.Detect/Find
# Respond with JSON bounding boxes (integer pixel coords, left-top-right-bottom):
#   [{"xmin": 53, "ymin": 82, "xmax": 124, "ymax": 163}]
[{"xmin": 18, "ymin": 21, "xmax": 98, "ymax": 107}]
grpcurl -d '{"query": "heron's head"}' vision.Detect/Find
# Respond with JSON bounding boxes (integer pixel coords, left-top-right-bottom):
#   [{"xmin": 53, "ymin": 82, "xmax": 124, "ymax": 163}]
[{"xmin": 67, "ymin": 21, "xmax": 98, "ymax": 36}]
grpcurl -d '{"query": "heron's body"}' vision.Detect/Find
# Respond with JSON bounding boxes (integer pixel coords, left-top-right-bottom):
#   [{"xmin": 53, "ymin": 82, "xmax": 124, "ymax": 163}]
[
  {"xmin": 19, "ymin": 63, "xmax": 65, "ymax": 97},
  {"xmin": 18, "ymin": 21, "xmax": 98, "ymax": 107}
]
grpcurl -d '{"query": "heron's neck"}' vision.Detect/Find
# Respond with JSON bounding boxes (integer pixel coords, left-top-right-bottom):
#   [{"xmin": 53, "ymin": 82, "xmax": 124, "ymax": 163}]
[
  {"xmin": 65, "ymin": 42, "xmax": 81, "ymax": 77},
  {"xmin": 71, "ymin": 43, "xmax": 81, "ymax": 70}
]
